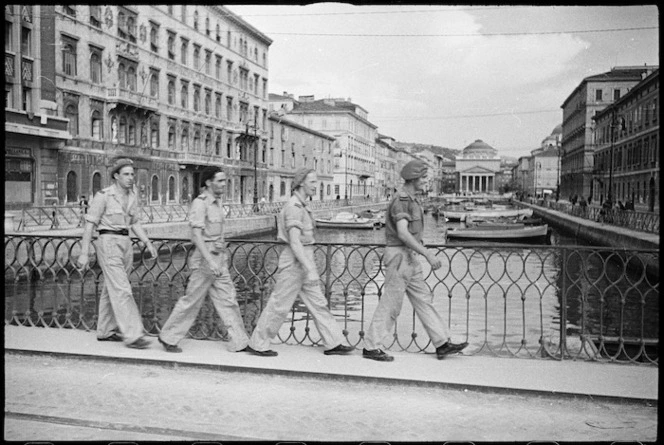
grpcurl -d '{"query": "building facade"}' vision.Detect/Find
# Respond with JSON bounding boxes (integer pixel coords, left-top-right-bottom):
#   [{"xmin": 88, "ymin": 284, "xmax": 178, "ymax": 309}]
[
  {"xmin": 454, "ymin": 140, "xmax": 502, "ymax": 194},
  {"xmin": 18, "ymin": 5, "xmax": 272, "ymax": 207},
  {"xmin": 266, "ymin": 113, "xmax": 335, "ymax": 202},
  {"xmin": 375, "ymin": 134, "xmax": 398, "ymax": 199},
  {"xmin": 5, "ymin": 5, "xmax": 73, "ymax": 209},
  {"xmin": 591, "ymin": 68, "xmax": 659, "ymax": 211},
  {"xmin": 286, "ymin": 97, "xmax": 378, "ymax": 200},
  {"xmin": 560, "ymin": 66, "xmax": 657, "ymax": 202}
]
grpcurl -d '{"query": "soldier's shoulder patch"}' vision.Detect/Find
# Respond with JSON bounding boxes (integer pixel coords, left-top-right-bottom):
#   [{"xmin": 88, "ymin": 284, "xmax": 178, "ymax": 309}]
[
  {"xmin": 97, "ymin": 190, "xmax": 106, "ymax": 195},
  {"xmin": 293, "ymin": 201, "xmax": 303, "ymax": 208},
  {"xmin": 195, "ymin": 194, "xmax": 207, "ymax": 200}
]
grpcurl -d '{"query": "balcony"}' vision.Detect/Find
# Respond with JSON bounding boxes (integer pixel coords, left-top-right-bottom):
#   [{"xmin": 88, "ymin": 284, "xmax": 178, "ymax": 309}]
[
  {"xmin": 178, "ymin": 151, "xmax": 223, "ymax": 166},
  {"xmin": 107, "ymin": 88, "xmax": 158, "ymax": 113}
]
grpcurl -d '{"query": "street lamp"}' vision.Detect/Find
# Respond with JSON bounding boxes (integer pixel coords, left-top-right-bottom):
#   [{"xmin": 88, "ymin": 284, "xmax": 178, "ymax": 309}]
[{"xmin": 247, "ymin": 112, "xmax": 259, "ymax": 211}]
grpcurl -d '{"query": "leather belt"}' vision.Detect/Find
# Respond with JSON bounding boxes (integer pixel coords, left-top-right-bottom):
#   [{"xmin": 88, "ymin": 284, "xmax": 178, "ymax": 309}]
[{"xmin": 98, "ymin": 229, "xmax": 129, "ymax": 236}]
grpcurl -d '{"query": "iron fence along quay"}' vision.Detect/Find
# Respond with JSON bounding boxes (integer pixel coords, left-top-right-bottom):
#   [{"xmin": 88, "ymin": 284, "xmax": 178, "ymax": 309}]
[
  {"xmin": 4, "ymin": 234, "xmax": 658, "ymax": 365},
  {"xmin": 527, "ymin": 199, "xmax": 660, "ymax": 234},
  {"xmin": 15, "ymin": 198, "xmax": 380, "ymax": 231}
]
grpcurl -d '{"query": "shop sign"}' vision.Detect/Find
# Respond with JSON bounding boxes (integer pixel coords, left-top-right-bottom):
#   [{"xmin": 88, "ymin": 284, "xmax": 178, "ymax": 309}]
[{"xmin": 5, "ymin": 147, "xmax": 31, "ymax": 158}]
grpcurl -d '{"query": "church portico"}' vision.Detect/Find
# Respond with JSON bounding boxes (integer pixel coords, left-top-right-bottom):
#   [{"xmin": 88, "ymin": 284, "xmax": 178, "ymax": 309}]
[{"xmin": 455, "ymin": 140, "xmax": 502, "ymax": 194}]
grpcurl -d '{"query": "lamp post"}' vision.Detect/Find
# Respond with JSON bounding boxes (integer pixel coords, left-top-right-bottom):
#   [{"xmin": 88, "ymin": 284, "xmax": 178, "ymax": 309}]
[
  {"xmin": 344, "ymin": 144, "xmax": 348, "ymax": 203},
  {"xmin": 249, "ymin": 112, "xmax": 259, "ymax": 211}
]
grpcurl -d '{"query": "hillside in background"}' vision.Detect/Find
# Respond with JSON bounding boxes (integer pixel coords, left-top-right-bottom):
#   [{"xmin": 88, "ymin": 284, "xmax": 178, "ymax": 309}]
[{"xmin": 393, "ymin": 142, "xmax": 460, "ymax": 160}]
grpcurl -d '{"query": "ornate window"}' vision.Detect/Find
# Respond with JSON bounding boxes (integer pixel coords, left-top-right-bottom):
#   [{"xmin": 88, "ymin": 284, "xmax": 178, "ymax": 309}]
[
  {"xmin": 65, "ymin": 103, "xmax": 78, "ymax": 136},
  {"xmin": 90, "ymin": 6, "xmax": 101, "ymax": 28},
  {"xmin": 204, "ymin": 91, "xmax": 211, "ymax": 115},
  {"xmin": 151, "ymin": 120, "xmax": 159, "ymax": 147},
  {"xmin": 180, "ymin": 81, "xmax": 188, "ymax": 108},
  {"xmin": 127, "ymin": 118, "xmax": 136, "ymax": 145},
  {"xmin": 167, "ymin": 78, "xmax": 175, "ymax": 105},
  {"xmin": 61, "ymin": 36, "xmax": 77, "ymax": 76},
  {"xmin": 205, "ymin": 133, "xmax": 211, "ymax": 153},
  {"xmin": 149, "ymin": 24, "xmax": 159, "ymax": 53},
  {"xmin": 167, "ymin": 32, "xmax": 175, "ymax": 60},
  {"xmin": 180, "ymin": 38, "xmax": 188, "ymax": 65},
  {"xmin": 89, "ymin": 47, "xmax": 102, "ymax": 83},
  {"xmin": 168, "ymin": 176, "xmax": 175, "ymax": 201},
  {"xmin": 149, "ymin": 69, "xmax": 159, "ymax": 97},
  {"xmin": 215, "ymin": 135, "xmax": 221, "ymax": 155},
  {"xmin": 126, "ymin": 65, "xmax": 136, "ymax": 91},
  {"xmin": 91, "ymin": 110, "xmax": 102, "ymax": 139},
  {"xmin": 193, "ymin": 86, "xmax": 200, "ymax": 112},
  {"xmin": 181, "ymin": 127, "xmax": 189, "ymax": 151},
  {"xmin": 118, "ymin": 116, "xmax": 127, "ymax": 144},
  {"xmin": 215, "ymin": 94, "xmax": 221, "ymax": 118},
  {"xmin": 151, "ymin": 175, "xmax": 159, "ymax": 201},
  {"xmin": 193, "ymin": 45, "xmax": 200, "ymax": 70},
  {"xmin": 168, "ymin": 125, "xmax": 175, "ymax": 149}
]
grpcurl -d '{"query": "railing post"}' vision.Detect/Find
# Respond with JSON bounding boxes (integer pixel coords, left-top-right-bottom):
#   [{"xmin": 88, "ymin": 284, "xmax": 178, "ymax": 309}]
[
  {"xmin": 559, "ymin": 248, "xmax": 568, "ymax": 360},
  {"xmin": 324, "ymin": 244, "xmax": 333, "ymax": 308}
]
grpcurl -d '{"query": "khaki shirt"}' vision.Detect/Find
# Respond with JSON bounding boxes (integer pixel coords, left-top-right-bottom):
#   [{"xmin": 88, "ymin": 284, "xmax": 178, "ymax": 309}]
[
  {"xmin": 189, "ymin": 190, "xmax": 225, "ymax": 243},
  {"xmin": 385, "ymin": 189, "xmax": 424, "ymax": 246},
  {"xmin": 277, "ymin": 195, "xmax": 315, "ymax": 245},
  {"xmin": 85, "ymin": 184, "xmax": 139, "ymax": 231}
]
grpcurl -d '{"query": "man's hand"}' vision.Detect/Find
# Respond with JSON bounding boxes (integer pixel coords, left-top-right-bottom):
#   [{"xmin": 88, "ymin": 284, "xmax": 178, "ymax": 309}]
[
  {"xmin": 145, "ymin": 242, "xmax": 158, "ymax": 258},
  {"xmin": 207, "ymin": 256, "xmax": 223, "ymax": 276},
  {"xmin": 304, "ymin": 268, "xmax": 319, "ymax": 284},
  {"xmin": 77, "ymin": 253, "xmax": 90, "ymax": 270},
  {"xmin": 426, "ymin": 252, "xmax": 442, "ymax": 270}
]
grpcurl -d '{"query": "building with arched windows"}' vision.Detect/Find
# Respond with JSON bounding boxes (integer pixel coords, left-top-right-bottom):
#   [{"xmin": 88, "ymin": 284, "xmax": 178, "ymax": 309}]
[{"xmin": 8, "ymin": 5, "xmax": 272, "ymax": 207}]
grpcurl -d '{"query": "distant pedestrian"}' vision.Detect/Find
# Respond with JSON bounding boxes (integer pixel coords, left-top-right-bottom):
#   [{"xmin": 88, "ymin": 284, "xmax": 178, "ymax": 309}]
[
  {"xmin": 579, "ymin": 196, "xmax": 588, "ymax": 217},
  {"xmin": 244, "ymin": 168, "xmax": 354, "ymax": 357},
  {"xmin": 363, "ymin": 160, "xmax": 468, "ymax": 362},
  {"xmin": 158, "ymin": 167, "xmax": 249, "ymax": 353},
  {"xmin": 78, "ymin": 158, "xmax": 157, "ymax": 349},
  {"xmin": 77, "ymin": 195, "xmax": 88, "ymax": 227}
]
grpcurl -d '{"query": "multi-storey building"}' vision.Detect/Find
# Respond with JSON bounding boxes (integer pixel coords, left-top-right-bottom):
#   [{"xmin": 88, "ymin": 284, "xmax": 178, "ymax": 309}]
[
  {"xmin": 375, "ymin": 134, "xmax": 398, "ymax": 199},
  {"xmin": 441, "ymin": 158, "xmax": 457, "ymax": 194},
  {"xmin": 20, "ymin": 5, "xmax": 272, "ymax": 207},
  {"xmin": 287, "ymin": 96, "xmax": 378, "ymax": 200},
  {"xmin": 266, "ymin": 112, "xmax": 335, "ymax": 202},
  {"xmin": 560, "ymin": 65, "xmax": 657, "ymax": 201},
  {"xmin": 592, "ymin": 68, "xmax": 659, "ymax": 211},
  {"xmin": 5, "ymin": 5, "xmax": 72, "ymax": 209}
]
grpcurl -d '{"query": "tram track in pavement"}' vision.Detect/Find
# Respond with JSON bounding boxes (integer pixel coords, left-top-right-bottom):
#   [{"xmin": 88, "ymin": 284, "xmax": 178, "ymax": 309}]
[{"xmin": 4, "ymin": 411, "xmax": 264, "ymax": 441}]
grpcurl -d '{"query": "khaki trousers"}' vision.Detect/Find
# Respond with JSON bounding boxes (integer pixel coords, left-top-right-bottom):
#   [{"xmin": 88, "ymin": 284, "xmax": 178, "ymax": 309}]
[
  {"xmin": 364, "ymin": 246, "xmax": 450, "ymax": 351},
  {"xmin": 159, "ymin": 248, "xmax": 249, "ymax": 351},
  {"xmin": 249, "ymin": 246, "xmax": 345, "ymax": 352},
  {"xmin": 95, "ymin": 234, "xmax": 145, "ymax": 344}
]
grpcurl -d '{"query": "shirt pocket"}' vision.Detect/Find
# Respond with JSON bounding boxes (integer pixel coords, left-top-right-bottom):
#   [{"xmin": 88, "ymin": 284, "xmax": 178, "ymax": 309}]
[
  {"xmin": 408, "ymin": 205, "xmax": 423, "ymax": 235},
  {"xmin": 105, "ymin": 200, "xmax": 126, "ymax": 226},
  {"xmin": 205, "ymin": 211, "xmax": 223, "ymax": 237}
]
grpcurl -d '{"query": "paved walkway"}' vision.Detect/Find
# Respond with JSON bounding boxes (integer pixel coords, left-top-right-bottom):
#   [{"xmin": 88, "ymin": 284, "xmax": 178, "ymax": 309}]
[{"xmin": 5, "ymin": 325, "xmax": 657, "ymax": 402}]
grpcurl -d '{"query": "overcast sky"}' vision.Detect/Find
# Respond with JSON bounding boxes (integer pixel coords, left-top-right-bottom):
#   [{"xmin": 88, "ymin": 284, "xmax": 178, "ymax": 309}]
[{"xmin": 227, "ymin": 4, "xmax": 659, "ymax": 159}]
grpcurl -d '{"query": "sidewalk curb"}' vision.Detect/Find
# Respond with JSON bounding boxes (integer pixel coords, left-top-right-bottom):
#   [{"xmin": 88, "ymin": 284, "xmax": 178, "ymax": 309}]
[{"xmin": 6, "ymin": 348, "xmax": 656, "ymax": 406}]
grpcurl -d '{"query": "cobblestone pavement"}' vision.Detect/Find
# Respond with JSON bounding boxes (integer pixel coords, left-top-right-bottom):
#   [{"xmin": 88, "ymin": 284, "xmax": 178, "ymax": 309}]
[{"xmin": 4, "ymin": 353, "xmax": 657, "ymax": 442}]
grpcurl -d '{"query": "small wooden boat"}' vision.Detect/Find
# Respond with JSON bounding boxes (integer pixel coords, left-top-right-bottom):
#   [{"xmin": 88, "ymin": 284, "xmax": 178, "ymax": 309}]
[
  {"xmin": 316, "ymin": 212, "xmax": 381, "ymax": 229},
  {"xmin": 449, "ymin": 208, "xmax": 533, "ymax": 222},
  {"xmin": 445, "ymin": 224, "xmax": 549, "ymax": 243}
]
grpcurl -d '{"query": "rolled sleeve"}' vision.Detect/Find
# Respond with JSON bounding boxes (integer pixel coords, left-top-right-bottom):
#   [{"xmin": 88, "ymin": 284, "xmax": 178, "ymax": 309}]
[
  {"xmin": 283, "ymin": 205, "xmax": 304, "ymax": 232},
  {"xmin": 188, "ymin": 200, "xmax": 206, "ymax": 229},
  {"xmin": 84, "ymin": 192, "xmax": 106, "ymax": 226},
  {"xmin": 391, "ymin": 199, "xmax": 412, "ymax": 223}
]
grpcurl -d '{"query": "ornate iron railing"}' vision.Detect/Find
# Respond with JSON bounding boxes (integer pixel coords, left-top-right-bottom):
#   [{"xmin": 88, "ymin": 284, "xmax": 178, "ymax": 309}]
[
  {"xmin": 528, "ymin": 199, "xmax": 659, "ymax": 234},
  {"xmin": 15, "ymin": 198, "xmax": 383, "ymax": 231},
  {"xmin": 4, "ymin": 234, "xmax": 658, "ymax": 365}
]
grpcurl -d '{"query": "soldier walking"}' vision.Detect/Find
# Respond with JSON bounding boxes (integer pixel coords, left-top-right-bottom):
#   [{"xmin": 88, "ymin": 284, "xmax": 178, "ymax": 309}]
[
  {"xmin": 158, "ymin": 167, "xmax": 249, "ymax": 353},
  {"xmin": 78, "ymin": 158, "xmax": 157, "ymax": 349},
  {"xmin": 363, "ymin": 160, "xmax": 468, "ymax": 362},
  {"xmin": 244, "ymin": 168, "xmax": 354, "ymax": 357}
]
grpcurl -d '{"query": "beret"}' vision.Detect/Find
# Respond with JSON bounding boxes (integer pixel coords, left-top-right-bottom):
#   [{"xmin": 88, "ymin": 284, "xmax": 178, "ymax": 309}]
[
  {"xmin": 292, "ymin": 168, "xmax": 315, "ymax": 190},
  {"xmin": 110, "ymin": 158, "xmax": 134, "ymax": 176},
  {"xmin": 400, "ymin": 160, "xmax": 427, "ymax": 180}
]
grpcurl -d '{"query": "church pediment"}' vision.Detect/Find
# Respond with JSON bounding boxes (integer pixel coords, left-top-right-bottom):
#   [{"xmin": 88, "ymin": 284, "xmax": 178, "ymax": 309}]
[{"xmin": 459, "ymin": 166, "xmax": 496, "ymax": 174}]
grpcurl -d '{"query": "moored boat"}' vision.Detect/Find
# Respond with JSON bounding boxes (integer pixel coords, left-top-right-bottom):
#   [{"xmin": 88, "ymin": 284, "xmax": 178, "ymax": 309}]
[
  {"xmin": 445, "ymin": 224, "xmax": 549, "ymax": 243},
  {"xmin": 315, "ymin": 212, "xmax": 381, "ymax": 229},
  {"xmin": 449, "ymin": 208, "xmax": 533, "ymax": 222}
]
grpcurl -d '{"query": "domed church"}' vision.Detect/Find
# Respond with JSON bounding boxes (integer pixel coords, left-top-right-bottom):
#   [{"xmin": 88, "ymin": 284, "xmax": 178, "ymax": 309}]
[{"xmin": 454, "ymin": 140, "xmax": 502, "ymax": 193}]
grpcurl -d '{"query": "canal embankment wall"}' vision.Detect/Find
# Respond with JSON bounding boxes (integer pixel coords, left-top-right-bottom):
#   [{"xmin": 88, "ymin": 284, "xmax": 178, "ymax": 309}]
[
  {"xmin": 517, "ymin": 202, "xmax": 659, "ymax": 251},
  {"xmin": 144, "ymin": 202, "xmax": 387, "ymax": 239}
]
